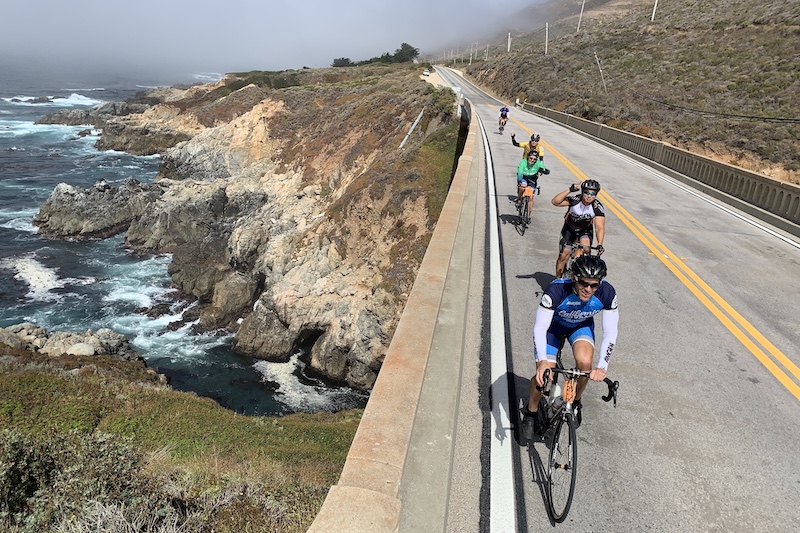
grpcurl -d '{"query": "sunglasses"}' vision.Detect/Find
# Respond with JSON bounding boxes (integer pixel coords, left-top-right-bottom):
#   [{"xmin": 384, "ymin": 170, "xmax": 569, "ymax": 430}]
[
  {"xmin": 582, "ymin": 190, "xmax": 598, "ymax": 197},
  {"xmin": 575, "ymin": 278, "xmax": 600, "ymax": 289}
]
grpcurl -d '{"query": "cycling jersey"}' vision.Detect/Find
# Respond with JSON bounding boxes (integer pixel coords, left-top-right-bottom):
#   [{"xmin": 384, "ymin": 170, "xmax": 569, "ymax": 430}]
[
  {"xmin": 499, "ymin": 106, "xmax": 510, "ymax": 118},
  {"xmin": 533, "ymin": 278, "xmax": 619, "ymax": 369},
  {"xmin": 511, "ymin": 135, "xmax": 545, "ymax": 160},
  {"xmin": 563, "ymin": 195, "xmax": 605, "ymax": 232},
  {"xmin": 521, "ymin": 141, "xmax": 543, "ymax": 160},
  {"xmin": 517, "ymin": 158, "xmax": 547, "ymax": 184}
]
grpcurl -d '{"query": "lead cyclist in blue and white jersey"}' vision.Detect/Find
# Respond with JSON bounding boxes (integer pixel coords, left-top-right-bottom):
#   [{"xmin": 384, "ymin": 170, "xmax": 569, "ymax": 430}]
[{"xmin": 521, "ymin": 255, "xmax": 619, "ymax": 440}]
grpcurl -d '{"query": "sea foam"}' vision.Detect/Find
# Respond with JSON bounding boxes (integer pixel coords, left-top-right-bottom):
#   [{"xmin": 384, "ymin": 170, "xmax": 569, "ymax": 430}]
[
  {"xmin": 1, "ymin": 253, "xmax": 65, "ymax": 301},
  {"xmin": 253, "ymin": 354, "xmax": 368, "ymax": 413},
  {"xmin": 1, "ymin": 93, "xmax": 105, "ymax": 107}
]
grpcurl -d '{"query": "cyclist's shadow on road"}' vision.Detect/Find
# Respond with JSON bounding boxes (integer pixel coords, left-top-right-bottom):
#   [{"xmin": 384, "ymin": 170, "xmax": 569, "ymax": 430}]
[
  {"xmin": 506, "ymin": 372, "xmax": 556, "ymax": 525},
  {"xmin": 527, "ymin": 437, "xmax": 556, "ymax": 525},
  {"xmin": 517, "ymin": 271, "xmax": 555, "ymax": 295},
  {"xmin": 498, "ymin": 213, "xmax": 519, "ymax": 226}
]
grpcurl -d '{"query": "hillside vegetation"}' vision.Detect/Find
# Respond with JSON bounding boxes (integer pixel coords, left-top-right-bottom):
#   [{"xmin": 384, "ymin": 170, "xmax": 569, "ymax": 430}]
[
  {"xmin": 0, "ymin": 344, "xmax": 361, "ymax": 533},
  {"xmin": 459, "ymin": 0, "xmax": 799, "ymax": 183}
]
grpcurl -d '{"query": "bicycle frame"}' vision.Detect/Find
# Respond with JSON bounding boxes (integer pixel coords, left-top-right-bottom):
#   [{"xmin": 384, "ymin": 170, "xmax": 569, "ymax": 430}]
[
  {"xmin": 536, "ymin": 338, "xmax": 619, "ymax": 522},
  {"xmin": 560, "ymin": 243, "xmax": 602, "ymax": 279},
  {"xmin": 541, "ymin": 348, "xmax": 618, "ymax": 424}
]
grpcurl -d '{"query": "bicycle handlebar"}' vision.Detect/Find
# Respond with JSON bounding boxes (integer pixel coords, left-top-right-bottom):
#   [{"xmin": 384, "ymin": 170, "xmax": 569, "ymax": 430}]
[
  {"xmin": 566, "ymin": 243, "xmax": 603, "ymax": 251},
  {"xmin": 539, "ymin": 367, "xmax": 619, "ymax": 407}
]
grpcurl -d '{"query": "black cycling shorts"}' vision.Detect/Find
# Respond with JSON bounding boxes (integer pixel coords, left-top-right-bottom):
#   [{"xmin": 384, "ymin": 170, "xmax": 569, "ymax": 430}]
[{"xmin": 559, "ymin": 224, "xmax": 593, "ymax": 251}]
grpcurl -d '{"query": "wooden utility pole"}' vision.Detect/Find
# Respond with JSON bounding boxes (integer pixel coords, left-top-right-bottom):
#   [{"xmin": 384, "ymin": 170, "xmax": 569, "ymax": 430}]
[{"xmin": 594, "ymin": 51, "xmax": 607, "ymax": 94}]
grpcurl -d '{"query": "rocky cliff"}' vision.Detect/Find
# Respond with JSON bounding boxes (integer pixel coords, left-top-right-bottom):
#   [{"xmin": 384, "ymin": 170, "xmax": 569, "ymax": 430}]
[{"xmin": 34, "ymin": 65, "xmax": 460, "ymax": 390}]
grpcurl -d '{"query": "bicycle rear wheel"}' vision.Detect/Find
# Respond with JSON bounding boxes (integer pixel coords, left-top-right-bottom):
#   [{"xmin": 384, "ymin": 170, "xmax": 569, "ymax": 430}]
[{"xmin": 547, "ymin": 412, "xmax": 577, "ymax": 522}]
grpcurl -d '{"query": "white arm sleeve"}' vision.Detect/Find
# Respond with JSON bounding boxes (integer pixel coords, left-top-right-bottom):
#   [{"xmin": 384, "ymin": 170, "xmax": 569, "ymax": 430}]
[
  {"xmin": 533, "ymin": 307, "xmax": 554, "ymax": 362},
  {"xmin": 598, "ymin": 308, "xmax": 619, "ymax": 370}
]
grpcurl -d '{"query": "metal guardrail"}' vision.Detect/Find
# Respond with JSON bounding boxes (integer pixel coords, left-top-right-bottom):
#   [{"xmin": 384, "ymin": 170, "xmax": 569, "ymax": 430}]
[{"xmin": 525, "ymin": 104, "xmax": 800, "ymax": 236}]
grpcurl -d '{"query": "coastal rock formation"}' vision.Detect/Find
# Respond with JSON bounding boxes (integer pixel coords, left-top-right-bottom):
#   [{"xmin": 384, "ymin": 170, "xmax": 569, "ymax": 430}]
[
  {"xmin": 34, "ymin": 66, "xmax": 458, "ymax": 390},
  {"xmin": 35, "ymin": 101, "xmax": 152, "ymax": 127},
  {"xmin": 1, "ymin": 322, "xmax": 144, "ymax": 362},
  {"xmin": 36, "ymin": 85, "xmax": 199, "ymax": 154},
  {"xmin": 33, "ymin": 178, "xmax": 164, "ymax": 239}
]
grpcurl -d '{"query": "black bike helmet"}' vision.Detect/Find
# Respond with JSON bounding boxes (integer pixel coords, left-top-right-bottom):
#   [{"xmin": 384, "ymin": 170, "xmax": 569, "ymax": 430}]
[
  {"xmin": 581, "ymin": 179, "xmax": 600, "ymax": 193},
  {"xmin": 530, "ymin": 133, "xmax": 540, "ymax": 142},
  {"xmin": 571, "ymin": 255, "xmax": 607, "ymax": 280}
]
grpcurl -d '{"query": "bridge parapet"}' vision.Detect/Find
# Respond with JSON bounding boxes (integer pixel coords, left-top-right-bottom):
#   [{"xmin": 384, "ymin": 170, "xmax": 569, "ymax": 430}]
[
  {"xmin": 524, "ymin": 103, "xmax": 800, "ymax": 236},
  {"xmin": 309, "ymin": 102, "xmax": 479, "ymax": 533}
]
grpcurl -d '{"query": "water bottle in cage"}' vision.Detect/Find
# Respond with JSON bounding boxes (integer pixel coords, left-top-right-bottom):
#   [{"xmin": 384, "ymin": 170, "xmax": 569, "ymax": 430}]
[{"xmin": 549, "ymin": 379, "xmax": 564, "ymax": 415}]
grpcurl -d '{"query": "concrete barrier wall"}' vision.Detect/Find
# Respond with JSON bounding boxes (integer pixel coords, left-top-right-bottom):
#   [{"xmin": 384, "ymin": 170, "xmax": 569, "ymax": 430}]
[
  {"xmin": 524, "ymin": 104, "xmax": 800, "ymax": 232},
  {"xmin": 308, "ymin": 103, "xmax": 478, "ymax": 533}
]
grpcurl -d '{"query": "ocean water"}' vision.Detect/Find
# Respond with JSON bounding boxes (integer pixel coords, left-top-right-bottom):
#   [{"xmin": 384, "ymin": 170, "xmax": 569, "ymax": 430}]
[{"xmin": 0, "ymin": 65, "xmax": 367, "ymax": 416}]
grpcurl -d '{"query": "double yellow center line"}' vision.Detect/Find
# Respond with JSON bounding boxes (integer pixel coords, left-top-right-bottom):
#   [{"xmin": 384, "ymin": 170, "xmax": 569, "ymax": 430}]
[{"xmin": 536, "ymin": 133, "xmax": 800, "ymax": 400}]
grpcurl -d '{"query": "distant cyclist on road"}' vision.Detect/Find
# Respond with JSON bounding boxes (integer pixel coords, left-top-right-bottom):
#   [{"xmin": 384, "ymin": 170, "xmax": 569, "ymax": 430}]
[
  {"xmin": 552, "ymin": 180, "xmax": 606, "ymax": 277},
  {"xmin": 499, "ymin": 104, "xmax": 510, "ymax": 129},
  {"xmin": 511, "ymin": 132, "xmax": 544, "ymax": 161},
  {"xmin": 521, "ymin": 255, "xmax": 619, "ymax": 440},
  {"xmin": 515, "ymin": 151, "xmax": 550, "ymax": 221}
]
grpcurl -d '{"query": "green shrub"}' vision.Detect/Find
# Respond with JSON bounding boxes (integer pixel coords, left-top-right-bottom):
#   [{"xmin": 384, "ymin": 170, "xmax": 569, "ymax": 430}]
[{"xmin": 0, "ymin": 429, "xmax": 169, "ymax": 532}]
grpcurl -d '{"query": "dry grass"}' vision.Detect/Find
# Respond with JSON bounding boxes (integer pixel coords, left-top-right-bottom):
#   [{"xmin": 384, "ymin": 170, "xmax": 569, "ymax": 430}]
[{"xmin": 461, "ymin": 0, "xmax": 800, "ymax": 183}]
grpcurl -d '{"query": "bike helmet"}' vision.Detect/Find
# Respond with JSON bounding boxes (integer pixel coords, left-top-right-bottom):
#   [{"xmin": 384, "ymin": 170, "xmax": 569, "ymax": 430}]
[
  {"xmin": 572, "ymin": 255, "xmax": 607, "ymax": 280},
  {"xmin": 581, "ymin": 179, "xmax": 600, "ymax": 193},
  {"xmin": 530, "ymin": 133, "xmax": 540, "ymax": 142}
]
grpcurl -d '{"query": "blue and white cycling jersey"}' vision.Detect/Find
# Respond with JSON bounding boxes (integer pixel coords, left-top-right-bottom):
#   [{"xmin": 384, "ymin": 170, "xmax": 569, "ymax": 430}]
[
  {"xmin": 541, "ymin": 278, "xmax": 617, "ymax": 327},
  {"xmin": 534, "ymin": 278, "xmax": 619, "ymax": 368}
]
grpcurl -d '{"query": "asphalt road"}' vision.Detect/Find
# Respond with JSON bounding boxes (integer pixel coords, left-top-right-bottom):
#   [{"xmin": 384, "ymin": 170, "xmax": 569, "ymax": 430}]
[{"xmin": 436, "ymin": 66, "xmax": 800, "ymax": 532}]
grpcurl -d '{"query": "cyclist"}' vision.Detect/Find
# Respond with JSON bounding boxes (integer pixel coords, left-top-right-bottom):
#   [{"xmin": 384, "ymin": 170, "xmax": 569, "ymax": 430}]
[
  {"xmin": 499, "ymin": 104, "xmax": 510, "ymax": 128},
  {"xmin": 552, "ymin": 179, "xmax": 606, "ymax": 278},
  {"xmin": 511, "ymin": 132, "xmax": 544, "ymax": 161},
  {"xmin": 515, "ymin": 151, "xmax": 550, "ymax": 222},
  {"xmin": 521, "ymin": 255, "xmax": 619, "ymax": 440}
]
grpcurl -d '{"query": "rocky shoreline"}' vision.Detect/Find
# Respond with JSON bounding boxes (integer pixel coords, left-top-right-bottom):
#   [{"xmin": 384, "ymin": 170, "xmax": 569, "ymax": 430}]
[
  {"xmin": 1, "ymin": 322, "xmax": 142, "ymax": 360},
  {"xmin": 0, "ymin": 322, "xmax": 167, "ymax": 385},
  {"xmin": 32, "ymin": 67, "xmax": 458, "ymax": 391}
]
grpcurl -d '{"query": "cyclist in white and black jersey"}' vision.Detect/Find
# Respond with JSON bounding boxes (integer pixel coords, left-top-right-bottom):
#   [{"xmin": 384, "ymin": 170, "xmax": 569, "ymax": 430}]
[
  {"xmin": 552, "ymin": 179, "xmax": 606, "ymax": 277},
  {"xmin": 521, "ymin": 255, "xmax": 619, "ymax": 439}
]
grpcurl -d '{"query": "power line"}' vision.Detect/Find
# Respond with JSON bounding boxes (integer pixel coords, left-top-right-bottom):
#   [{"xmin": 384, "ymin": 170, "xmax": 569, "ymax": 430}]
[{"xmin": 629, "ymin": 90, "xmax": 800, "ymax": 123}]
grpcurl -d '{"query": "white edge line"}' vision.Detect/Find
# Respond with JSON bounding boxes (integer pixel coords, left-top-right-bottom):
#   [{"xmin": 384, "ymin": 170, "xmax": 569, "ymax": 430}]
[{"xmin": 477, "ymin": 108, "xmax": 518, "ymax": 532}]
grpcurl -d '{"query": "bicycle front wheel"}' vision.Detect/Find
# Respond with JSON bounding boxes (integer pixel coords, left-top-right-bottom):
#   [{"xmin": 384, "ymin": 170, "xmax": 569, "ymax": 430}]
[
  {"xmin": 521, "ymin": 197, "xmax": 529, "ymax": 230},
  {"xmin": 547, "ymin": 412, "xmax": 578, "ymax": 522}
]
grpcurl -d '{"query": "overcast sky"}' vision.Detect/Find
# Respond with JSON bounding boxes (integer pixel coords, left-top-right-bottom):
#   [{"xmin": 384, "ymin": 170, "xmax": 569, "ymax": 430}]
[{"xmin": 3, "ymin": 0, "xmax": 544, "ymax": 79}]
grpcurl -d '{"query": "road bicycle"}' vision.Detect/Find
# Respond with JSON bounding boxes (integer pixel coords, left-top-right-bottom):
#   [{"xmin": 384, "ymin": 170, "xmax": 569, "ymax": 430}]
[
  {"xmin": 560, "ymin": 243, "xmax": 603, "ymax": 278},
  {"xmin": 528, "ymin": 338, "xmax": 619, "ymax": 522},
  {"xmin": 515, "ymin": 173, "xmax": 542, "ymax": 235},
  {"xmin": 516, "ymin": 183, "xmax": 539, "ymax": 234}
]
